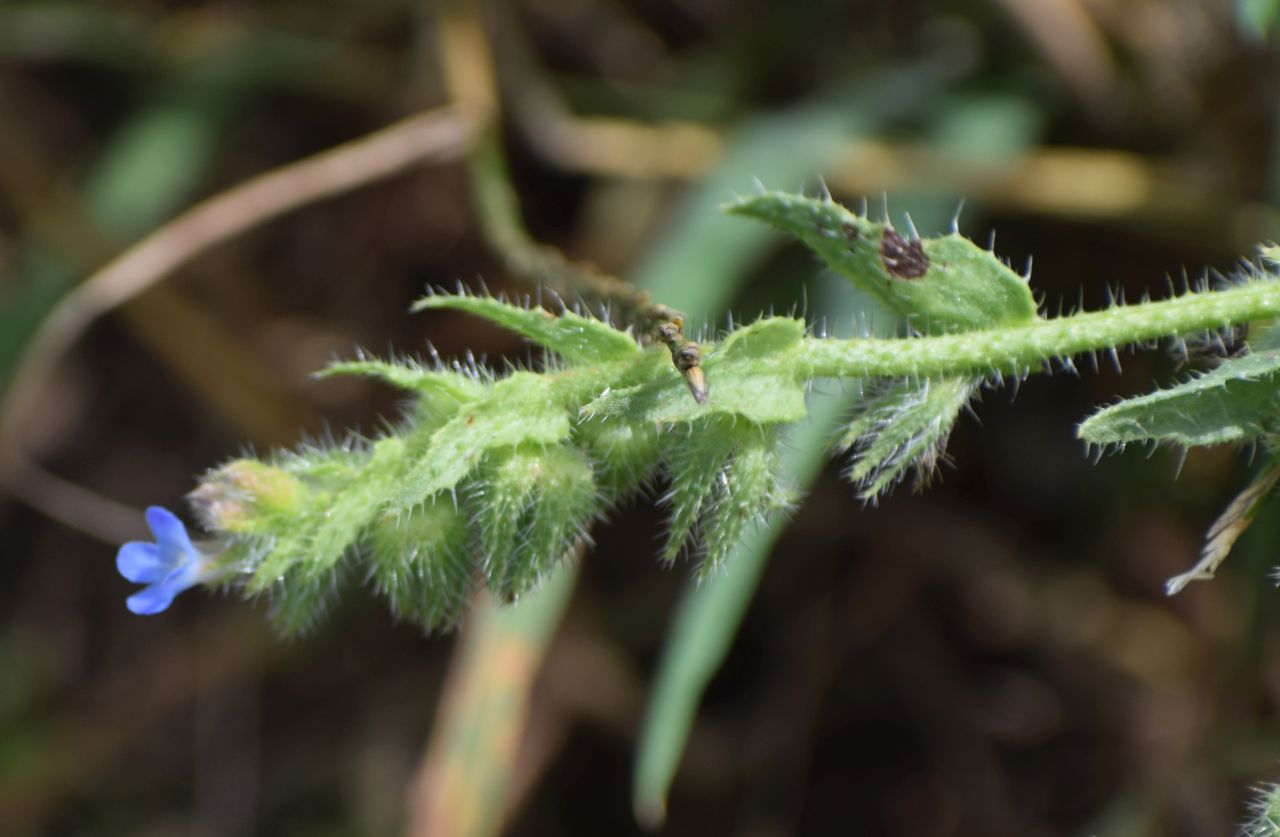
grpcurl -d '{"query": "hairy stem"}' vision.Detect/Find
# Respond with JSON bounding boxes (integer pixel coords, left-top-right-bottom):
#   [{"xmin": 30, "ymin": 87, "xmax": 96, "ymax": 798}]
[{"xmin": 796, "ymin": 280, "xmax": 1279, "ymax": 379}]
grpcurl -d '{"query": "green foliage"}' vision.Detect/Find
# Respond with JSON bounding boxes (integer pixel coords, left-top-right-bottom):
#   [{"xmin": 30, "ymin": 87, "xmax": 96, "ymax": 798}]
[
  {"xmin": 1079, "ymin": 322, "xmax": 1280, "ymax": 448},
  {"xmin": 316, "ymin": 355, "xmax": 487, "ymax": 405},
  {"xmin": 1242, "ymin": 782, "xmax": 1280, "ymax": 837},
  {"xmin": 573, "ymin": 418, "xmax": 662, "ymax": 502},
  {"xmin": 392, "ymin": 371, "xmax": 575, "ymax": 513},
  {"xmin": 691, "ymin": 424, "xmax": 788, "ymax": 580},
  {"xmin": 725, "ymin": 192, "xmax": 1038, "ymax": 332},
  {"xmin": 1076, "ymin": 298, "xmax": 1280, "ymax": 594},
  {"xmin": 661, "ymin": 416, "xmax": 789, "ymax": 578},
  {"xmin": 413, "ymin": 293, "xmax": 642, "ymax": 363},
  {"xmin": 472, "ymin": 444, "xmax": 597, "ymax": 600},
  {"xmin": 187, "ymin": 192, "xmax": 1280, "ymax": 633},
  {"xmin": 581, "ymin": 317, "xmax": 810, "ymax": 424},
  {"xmin": 838, "ymin": 375, "xmax": 978, "ymax": 500},
  {"xmin": 1239, "ymin": 0, "xmax": 1280, "ymax": 37},
  {"xmin": 367, "ymin": 501, "xmax": 472, "ymax": 629}
]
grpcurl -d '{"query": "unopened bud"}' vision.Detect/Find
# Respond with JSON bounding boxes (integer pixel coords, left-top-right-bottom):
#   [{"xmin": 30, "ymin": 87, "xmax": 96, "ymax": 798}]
[{"xmin": 190, "ymin": 460, "xmax": 301, "ymax": 533}]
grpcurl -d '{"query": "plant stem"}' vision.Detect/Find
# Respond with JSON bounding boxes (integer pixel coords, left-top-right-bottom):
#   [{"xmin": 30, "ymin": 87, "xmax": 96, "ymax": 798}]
[{"xmin": 796, "ymin": 280, "xmax": 1280, "ymax": 379}]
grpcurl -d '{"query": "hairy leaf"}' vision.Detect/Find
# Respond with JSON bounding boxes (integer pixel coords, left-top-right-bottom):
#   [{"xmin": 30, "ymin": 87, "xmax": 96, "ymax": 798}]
[
  {"xmin": 394, "ymin": 372, "xmax": 573, "ymax": 510},
  {"xmin": 413, "ymin": 293, "xmax": 640, "ymax": 363},
  {"xmin": 250, "ymin": 437, "xmax": 405, "ymax": 592},
  {"xmin": 471, "ymin": 444, "xmax": 597, "ymax": 599},
  {"xmin": 694, "ymin": 427, "xmax": 789, "ymax": 580},
  {"xmin": 1079, "ymin": 329, "xmax": 1280, "ymax": 448},
  {"xmin": 368, "ymin": 500, "xmax": 473, "ymax": 630},
  {"xmin": 318, "ymin": 356, "xmax": 487, "ymax": 403},
  {"xmin": 725, "ymin": 191, "xmax": 1038, "ymax": 332},
  {"xmin": 661, "ymin": 416, "xmax": 742, "ymax": 563},
  {"xmin": 581, "ymin": 318, "xmax": 809, "ymax": 424},
  {"xmin": 574, "ymin": 419, "xmax": 662, "ymax": 502},
  {"xmin": 838, "ymin": 375, "xmax": 977, "ymax": 500}
]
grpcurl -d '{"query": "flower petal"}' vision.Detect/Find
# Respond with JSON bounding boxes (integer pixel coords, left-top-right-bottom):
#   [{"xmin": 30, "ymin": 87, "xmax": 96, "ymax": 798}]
[
  {"xmin": 120, "ymin": 506, "xmax": 212, "ymax": 615},
  {"xmin": 145, "ymin": 506, "xmax": 195, "ymax": 556},
  {"xmin": 126, "ymin": 583, "xmax": 177, "ymax": 615},
  {"xmin": 116, "ymin": 542, "xmax": 170, "ymax": 583},
  {"xmin": 128, "ymin": 562, "xmax": 206, "ymax": 615}
]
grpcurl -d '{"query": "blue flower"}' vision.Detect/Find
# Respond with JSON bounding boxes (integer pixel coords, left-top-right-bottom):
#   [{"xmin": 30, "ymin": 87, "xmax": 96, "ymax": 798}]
[{"xmin": 116, "ymin": 506, "xmax": 211, "ymax": 615}]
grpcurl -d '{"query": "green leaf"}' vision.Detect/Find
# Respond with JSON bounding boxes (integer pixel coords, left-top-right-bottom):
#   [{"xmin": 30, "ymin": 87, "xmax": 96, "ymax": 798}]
[
  {"xmin": 393, "ymin": 372, "xmax": 573, "ymax": 510},
  {"xmin": 264, "ymin": 561, "xmax": 346, "ymax": 636},
  {"xmin": 249, "ymin": 437, "xmax": 406, "ymax": 595},
  {"xmin": 581, "ymin": 318, "xmax": 809, "ymax": 425},
  {"xmin": 694, "ymin": 427, "xmax": 788, "ymax": 580},
  {"xmin": 574, "ymin": 419, "xmax": 662, "ymax": 502},
  {"xmin": 633, "ymin": 54, "xmax": 967, "ymax": 313},
  {"xmin": 661, "ymin": 415, "xmax": 742, "ymax": 563},
  {"xmin": 413, "ymin": 293, "xmax": 640, "ymax": 363},
  {"xmin": 471, "ymin": 445, "xmax": 597, "ymax": 599},
  {"xmin": 1238, "ymin": 0, "xmax": 1280, "ymax": 37},
  {"xmin": 1078, "ymin": 333, "xmax": 1280, "ymax": 448},
  {"xmin": 838, "ymin": 375, "xmax": 978, "ymax": 500},
  {"xmin": 318, "ymin": 356, "xmax": 487, "ymax": 403},
  {"xmin": 368, "ymin": 500, "xmax": 473, "ymax": 630},
  {"xmin": 725, "ymin": 191, "xmax": 1038, "ymax": 333}
]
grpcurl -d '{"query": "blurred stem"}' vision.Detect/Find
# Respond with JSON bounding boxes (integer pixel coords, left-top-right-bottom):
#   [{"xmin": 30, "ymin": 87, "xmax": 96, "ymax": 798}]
[
  {"xmin": 466, "ymin": 129, "xmax": 649, "ymax": 314},
  {"xmin": 0, "ymin": 106, "xmax": 472, "ymax": 450},
  {"xmin": 0, "ymin": 106, "xmax": 472, "ymax": 540},
  {"xmin": 488, "ymin": 9, "xmax": 1252, "ymax": 244},
  {"xmin": 443, "ymin": 0, "xmax": 688, "ymax": 328},
  {"xmin": 406, "ymin": 563, "xmax": 578, "ymax": 837}
]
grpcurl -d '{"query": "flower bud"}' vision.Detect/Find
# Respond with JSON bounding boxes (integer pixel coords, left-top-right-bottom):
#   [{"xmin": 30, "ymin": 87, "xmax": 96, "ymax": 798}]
[{"xmin": 190, "ymin": 459, "xmax": 302, "ymax": 533}]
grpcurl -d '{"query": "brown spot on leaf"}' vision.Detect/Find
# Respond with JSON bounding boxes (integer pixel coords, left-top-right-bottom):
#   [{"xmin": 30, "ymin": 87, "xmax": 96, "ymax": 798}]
[
  {"xmin": 841, "ymin": 222, "xmax": 860, "ymax": 241},
  {"xmin": 879, "ymin": 227, "xmax": 929, "ymax": 279}
]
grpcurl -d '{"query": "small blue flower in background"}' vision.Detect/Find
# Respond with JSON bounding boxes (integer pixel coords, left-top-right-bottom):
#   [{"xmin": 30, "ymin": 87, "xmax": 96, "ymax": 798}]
[{"xmin": 116, "ymin": 506, "xmax": 211, "ymax": 614}]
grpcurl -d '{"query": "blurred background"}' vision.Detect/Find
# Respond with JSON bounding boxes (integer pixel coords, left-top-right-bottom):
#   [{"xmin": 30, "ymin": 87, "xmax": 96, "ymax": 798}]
[{"xmin": 2, "ymin": 1, "xmax": 1280, "ymax": 835}]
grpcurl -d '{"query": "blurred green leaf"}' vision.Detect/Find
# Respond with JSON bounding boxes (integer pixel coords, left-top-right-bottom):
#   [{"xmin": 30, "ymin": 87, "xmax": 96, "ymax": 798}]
[
  {"xmin": 632, "ymin": 306, "xmax": 865, "ymax": 827},
  {"xmin": 930, "ymin": 92, "xmax": 1044, "ymax": 160},
  {"xmin": 631, "ymin": 57, "xmax": 975, "ymax": 824},
  {"xmin": 628, "ymin": 79, "xmax": 1056, "ymax": 827},
  {"xmin": 1238, "ymin": 0, "xmax": 1280, "ymax": 37}
]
